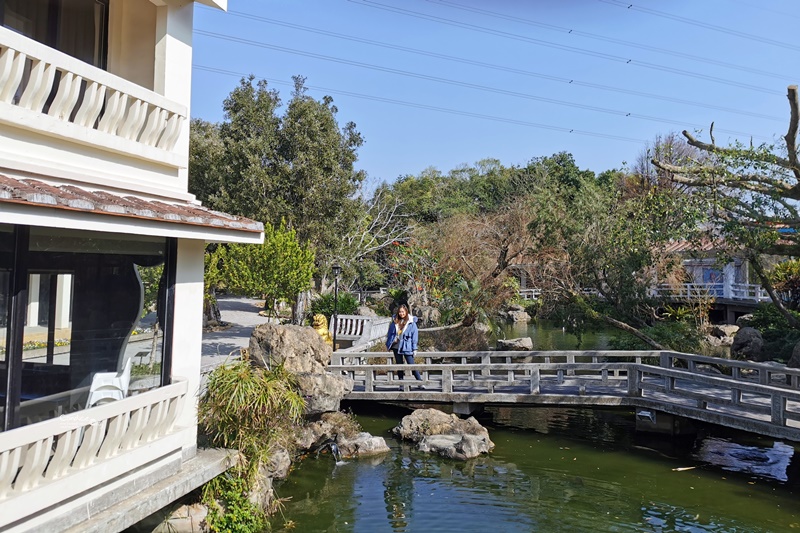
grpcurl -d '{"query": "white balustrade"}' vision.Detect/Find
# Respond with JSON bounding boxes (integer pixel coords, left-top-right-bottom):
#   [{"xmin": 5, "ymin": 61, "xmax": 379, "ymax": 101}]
[
  {"xmin": 0, "ymin": 27, "xmax": 186, "ymax": 166},
  {"xmin": 0, "ymin": 379, "xmax": 187, "ymax": 506}
]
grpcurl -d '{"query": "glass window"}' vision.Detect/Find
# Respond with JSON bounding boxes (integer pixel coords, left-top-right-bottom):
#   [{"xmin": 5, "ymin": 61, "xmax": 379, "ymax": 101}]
[
  {"xmin": 0, "ymin": 224, "xmax": 13, "ymax": 428},
  {"xmin": 16, "ymin": 228, "xmax": 168, "ymax": 426}
]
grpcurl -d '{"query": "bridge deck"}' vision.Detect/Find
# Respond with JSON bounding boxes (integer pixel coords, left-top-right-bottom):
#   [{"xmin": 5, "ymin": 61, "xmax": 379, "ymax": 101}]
[{"xmin": 329, "ymin": 351, "xmax": 800, "ymax": 442}]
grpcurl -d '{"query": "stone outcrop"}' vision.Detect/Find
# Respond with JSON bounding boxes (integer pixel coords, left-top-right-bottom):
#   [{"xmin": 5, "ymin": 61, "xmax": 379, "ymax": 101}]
[
  {"xmin": 789, "ymin": 341, "xmax": 800, "ymax": 368},
  {"xmin": 249, "ymin": 323, "xmax": 353, "ymax": 415},
  {"xmin": 414, "ymin": 305, "xmax": 441, "ymax": 328},
  {"xmin": 393, "ymin": 408, "xmax": 494, "ymax": 460},
  {"xmin": 357, "ymin": 305, "xmax": 378, "ymax": 317},
  {"xmin": 338, "ymin": 432, "xmax": 391, "ymax": 457},
  {"xmin": 498, "ymin": 303, "xmax": 531, "ymax": 323},
  {"xmin": 296, "ymin": 411, "xmax": 389, "ymax": 459},
  {"xmin": 732, "ymin": 326, "xmax": 765, "ymax": 361},
  {"xmin": 736, "ymin": 314, "xmax": 754, "ymax": 328},
  {"xmin": 497, "ymin": 337, "xmax": 533, "ymax": 351}
]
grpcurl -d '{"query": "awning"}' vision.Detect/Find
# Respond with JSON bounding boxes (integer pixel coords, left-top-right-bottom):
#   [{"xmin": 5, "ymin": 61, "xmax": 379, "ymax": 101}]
[{"xmin": 0, "ymin": 174, "xmax": 264, "ymax": 243}]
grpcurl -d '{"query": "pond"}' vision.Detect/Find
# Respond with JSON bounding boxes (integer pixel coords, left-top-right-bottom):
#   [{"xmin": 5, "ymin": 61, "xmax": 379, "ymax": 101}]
[
  {"xmin": 496, "ymin": 318, "xmax": 615, "ymax": 350},
  {"xmin": 270, "ymin": 405, "xmax": 800, "ymax": 532}
]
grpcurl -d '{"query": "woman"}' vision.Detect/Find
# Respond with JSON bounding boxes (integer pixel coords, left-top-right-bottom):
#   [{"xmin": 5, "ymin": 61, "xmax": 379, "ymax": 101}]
[{"xmin": 385, "ymin": 303, "xmax": 421, "ymax": 380}]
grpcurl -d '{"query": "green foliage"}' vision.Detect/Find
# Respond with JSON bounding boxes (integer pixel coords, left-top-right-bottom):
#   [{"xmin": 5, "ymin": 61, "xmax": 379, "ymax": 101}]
[
  {"xmin": 770, "ymin": 259, "xmax": 800, "ymax": 310},
  {"xmin": 609, "ymin": 320, "xmax": 703, "ymax": 354},
  {"xmin": 202, "ymin": 473, "xmax": 268, "ymax": 533},
  {"xmin": 310, "ymin": 292, "xmax": 360, "ymax": 319},
  {"xmin": 748, "ymin": 303, "xmax": 800, "ymax": 361},
  {"xmin": 137, "ymin": 263, "xmax": 163, "ymax": 319},
  {"xmin": 219, "ymin": 221, "xmax": 315, "ymax": 313},
  {"xmin": 189, "ymin": 76, "xmax": 365, "ymax": 265}
]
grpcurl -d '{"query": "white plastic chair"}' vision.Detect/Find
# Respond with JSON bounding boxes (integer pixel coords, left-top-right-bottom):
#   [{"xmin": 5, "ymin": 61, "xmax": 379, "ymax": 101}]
[{"xmin": 85, "ymin": 357, "xmax": 133, "ymax": 409}]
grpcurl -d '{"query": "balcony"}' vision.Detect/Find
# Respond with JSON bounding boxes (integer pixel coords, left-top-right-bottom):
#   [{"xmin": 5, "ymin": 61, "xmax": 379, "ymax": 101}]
[
  {"xmin": 0, "ymin": 379, "xmax": 188, "ymax": 530},
  {"xmin": 0, "ymin": 26, "xmax": 187, "ymax": 179}
]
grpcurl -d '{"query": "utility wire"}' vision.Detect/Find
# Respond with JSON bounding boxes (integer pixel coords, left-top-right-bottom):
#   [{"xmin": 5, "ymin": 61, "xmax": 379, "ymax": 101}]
[
  {"xmin": 346, "ymin": 0, "xmax": 781, "ymax": 96},
  {"xmin": 194, "ymin": 64, "xmax": 647, "ymax": 143},
  {"xmin": 219, "ymin": 8, "xmax": 782, "ymax": 122},
  {"xmin": 194, "ymin": 30, "xmax": 772, "ymax": 140},
  {"xmin": 426, "ymin": 0, "xmax": 793, "ymax": 83},
  {"xmin": 598, "ymin": 0, "xmax": 800, "ymax": 52}
]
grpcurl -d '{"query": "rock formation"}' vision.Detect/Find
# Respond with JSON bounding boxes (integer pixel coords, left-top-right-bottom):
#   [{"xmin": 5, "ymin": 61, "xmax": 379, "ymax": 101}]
[{"xmin": 393, "ymin": 408, "xmax": 494, "ymax": 460}]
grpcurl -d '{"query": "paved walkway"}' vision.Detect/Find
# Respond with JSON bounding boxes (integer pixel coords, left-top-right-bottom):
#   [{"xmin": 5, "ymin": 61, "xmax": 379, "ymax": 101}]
[{"xmin": 200, "ymin": 296, "xmax": 272, "ymax": 370}]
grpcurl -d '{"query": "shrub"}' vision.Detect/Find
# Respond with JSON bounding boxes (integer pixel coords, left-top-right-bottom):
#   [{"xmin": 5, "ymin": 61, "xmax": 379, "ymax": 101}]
[
  {"xmin": 609, "ymin": 320, "xmax": 703, "ymax": 354},
  {"xmin": 748, "ymin": 303, "xmax": 800, "ymax": 362},
  {"xmin": 309, "ymin": 292, "xmax": 359, "ymax": 319}
]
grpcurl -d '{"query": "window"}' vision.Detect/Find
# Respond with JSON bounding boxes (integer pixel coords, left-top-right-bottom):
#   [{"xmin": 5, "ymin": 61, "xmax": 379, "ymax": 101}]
[
  {"xmin": 0, "ymin": 0, "xmax": 109, "ymax": 69},
  {"xmin": 1, "ymin": 225, "xmax": 174, "ymax": 431}
]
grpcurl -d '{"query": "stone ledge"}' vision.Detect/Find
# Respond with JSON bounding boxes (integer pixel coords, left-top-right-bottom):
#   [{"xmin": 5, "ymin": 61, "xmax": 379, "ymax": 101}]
[{"xmin": 63, "ymin": 447, "xmax": 235, "ymax": 533}]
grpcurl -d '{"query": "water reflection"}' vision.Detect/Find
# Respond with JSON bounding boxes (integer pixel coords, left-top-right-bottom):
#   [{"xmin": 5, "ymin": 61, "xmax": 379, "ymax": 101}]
[
  {"xmin": 693, "ymin": 437, "xmax": 795, "ymax": 482},
  {"xmin": 496, "ymin": 319, "xmax": 614, "ymax": 350}
]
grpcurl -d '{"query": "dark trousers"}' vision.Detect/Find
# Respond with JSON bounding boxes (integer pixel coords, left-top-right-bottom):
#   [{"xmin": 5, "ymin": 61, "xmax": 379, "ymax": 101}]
[{"xmin": 392, "ymin": 348, "xmax": 422, "ymax": 380}]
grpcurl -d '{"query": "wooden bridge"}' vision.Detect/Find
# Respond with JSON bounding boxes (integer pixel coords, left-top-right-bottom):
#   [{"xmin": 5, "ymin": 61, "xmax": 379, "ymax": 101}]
[{"xmin": 329, "ymin": 350, "xmax": 800, "ymax": 442}]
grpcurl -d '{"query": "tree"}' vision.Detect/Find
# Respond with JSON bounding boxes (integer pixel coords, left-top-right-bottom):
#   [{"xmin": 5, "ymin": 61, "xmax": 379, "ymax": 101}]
[
  {"xmin": 652, "ymin": 85, "xmax": 800, "ymax": 328},
  {"xmin": 220, "ymin": 222, "xmax": 315, "ymax": 318}
]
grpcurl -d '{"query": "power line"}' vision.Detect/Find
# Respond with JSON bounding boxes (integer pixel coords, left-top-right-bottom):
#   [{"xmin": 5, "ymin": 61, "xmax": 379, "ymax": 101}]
[
  {"xmin": 346, "ymin": 0, "xmax": 782, "ymax": 96},
  {"xmin": 426, "ymin": 0, "xmax": 793, "ymax": 83},
  {"xmin": 598, "ymin": 0, "xmax": 800, "ymax": 52},
  {"xmin": 194, "ymin": 65, "xmax": 647, "ymax": 144},
  {"xmin": 194, "ymin": 29, "xmax": 772, "ymax": 140},
  {"xmin": 219, "ymin": 8, "xmax": 782, "ymax": 122}
]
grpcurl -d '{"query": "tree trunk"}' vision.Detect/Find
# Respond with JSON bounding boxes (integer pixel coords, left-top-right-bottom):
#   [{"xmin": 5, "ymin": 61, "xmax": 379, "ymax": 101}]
[
  {"xmin": 292, "ymin": 290, "xmax": 311, "ymax": 325},
  {"xmin": 750, "ymin": 253, "xmax": 800, "ymax": 329}
]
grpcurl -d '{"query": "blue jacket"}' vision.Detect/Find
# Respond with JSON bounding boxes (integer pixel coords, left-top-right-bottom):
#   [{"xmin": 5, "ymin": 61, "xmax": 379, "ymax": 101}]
[{"xmin": 386, "ymin": 316, "xmax": 418, "ymax": 354}]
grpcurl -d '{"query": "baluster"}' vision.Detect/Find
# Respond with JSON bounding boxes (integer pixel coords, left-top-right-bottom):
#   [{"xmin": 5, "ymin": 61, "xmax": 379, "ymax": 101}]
[
  {"xmin": 14, "ymin": 437, "xmax": 54, "ymax": 492},
  {"xmin": 118, "ymin": 99, "xmax": 147, "ymax": 140},
  {"xmin": 98, "ymin": 90, "xmax": 128, "ymax": 134},
  {"xmin": 44, "ymin": 429, "xmax": 81, "ymax": 481},
  {"xmin": 443, "ymin": 368, "xmax": 453, "ymax": 393},
  {"xmin": 158, "ymin": 396, "xmax": 181, "ymax": 437},
  {"xmin": 157, "ymin": 113, "xmax": 183, "ymax": 149},
  {"xmin": 47, "ymin": 71, "xmax": 83, "ymax": 120},
  {"xmin": 771, "ymin": 394, "xmax": 787, "ymax": 426},
  {"xmin": 97, "ymin": 412, "xmax": 129, "ymax": 459},
  {"xmin": 0, "ymin": 447, "xmax": 23, "ymax": 499},
  {"xmin": 627, "ymin": 367, "xmax": 642, "ymax": 397},
  {"xmin": 530, "ymin": 368, "xmax": 540, "ymax": 394},
  {"xmin": 365, "ymin": 369, "xmax": 374, "ymax": 392},
  {"xmin": 139, "ymin": 106, "xmax": 166, "ymax": 146},
  {"xmin": 18, "ymin": 59, "xmax": 55, "ymax": 112},
  {"xmin": 144, "ymin": 401, "xmax": 168, "ymax": 442},
  {"xmin": 73, "ymin": 81, "xmax": 106, "ymax": 127},
  {"xmin": 0, "ymin": 48, "xmax": 26, "ymax": 103},
  {"xmin": 72, "ymin": 421, "xmax": 107, "ymax": 469}
]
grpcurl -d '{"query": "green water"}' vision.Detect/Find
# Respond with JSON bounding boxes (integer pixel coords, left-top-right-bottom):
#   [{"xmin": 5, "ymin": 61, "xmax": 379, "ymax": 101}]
[
  {"xmin": 271, "ymin": 405, "xmax": 800, "ymax": 532},
  {"xmin": 496, "ymin": 319, "xmax": 615, "ymax": 351}
]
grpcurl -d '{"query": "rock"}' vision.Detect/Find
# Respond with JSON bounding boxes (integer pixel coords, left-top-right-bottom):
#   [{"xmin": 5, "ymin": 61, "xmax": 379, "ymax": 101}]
[
  {"xmin": 248, "ymin": 322, "xmax": 332, "ymax": 373},
  {"xmin": 507, "ymin": 303, "xmax": 525, "ymax": 312},
  {"xmin": 789, "ymin": 341, "xmax": 800, "ymax": 368},
  {"xmin": 295, "ymin": 372, "xmax": 353, "ymax": 415},
  {"xmin": 414, "ymin": 305, "xmax": 441, "ymax": 328},
  {"xmin": 736, "ymin": 314, "xmax": 754, "ymax": 328},
  {"xmin": 704, "ymin": 334, "xmax": 722, "ymax": 347},
  {"xmin": 471, "ymin": 322, "xmax": 491, "ymax": 334},
  {"xmin": 508, "ymin": 310, "xmax": 531, "ymax": 322},
  {"xmin": 497, "ymin": 337, "xmax": 533, "ymax": 351},
  {"xmin": 338, "ymin": 431, "xmax": 391, "ymax": 457},
  {"xmin": 157, "ymin": 503, "xmax": 208, "ymax": 533},
  {"xmin": 418, "ymin": 434, "xmax": 493, "ymax": 461},
  {"xmin": 709, "ymin": 324, "xmax": 739, "ymax": 338},
  {"xmin": 731, "ymin": 327, "xmax": 765, "ymax": 361},
  {"xmin": 357, "ymin": 305, "xmax": 378, "ymax": 317},
  {"xmin": 392, "ymin": 408, "xmax": 494, "ymax": 460},
  {"xmin": 249, "ymin": 447, "xmax": 292, "ymax": 510}
]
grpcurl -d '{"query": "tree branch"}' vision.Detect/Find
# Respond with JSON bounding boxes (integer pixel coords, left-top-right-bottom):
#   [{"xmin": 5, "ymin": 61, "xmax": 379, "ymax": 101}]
[{"xmin": 785, "ymin": 85, "xmax": 800, "ymax": 183}]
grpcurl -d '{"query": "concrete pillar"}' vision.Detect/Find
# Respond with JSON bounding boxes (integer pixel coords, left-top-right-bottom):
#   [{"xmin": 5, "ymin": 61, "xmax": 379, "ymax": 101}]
[
  {"xmin": 27, "ymin": 273, "xmax": 40, "ymax": 327},
  {"xmin": 723, "ymin": 262, "xmax": 736, "ymax": 299},
  {"xmin": 171, "ymin": 238, "xmax": 205, "ymax": 456},
  {"xmin": 54, "ymin": 273, "xmax": 72, "ymax": 329}
]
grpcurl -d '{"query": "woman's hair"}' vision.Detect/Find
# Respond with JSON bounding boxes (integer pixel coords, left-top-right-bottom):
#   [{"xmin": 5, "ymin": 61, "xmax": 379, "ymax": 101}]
[{"xmin": 395, "ymin": 303, "xmax": 411, "ymax": 323}]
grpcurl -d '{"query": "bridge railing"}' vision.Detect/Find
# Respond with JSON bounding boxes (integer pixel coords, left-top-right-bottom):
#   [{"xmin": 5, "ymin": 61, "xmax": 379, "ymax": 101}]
[{"xmin": 330, "ymin": 315, "xmax": 392, "ymax": 352}]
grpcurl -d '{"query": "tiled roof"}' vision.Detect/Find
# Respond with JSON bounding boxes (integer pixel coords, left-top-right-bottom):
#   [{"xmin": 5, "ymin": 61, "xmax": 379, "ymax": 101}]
[{"xmin": 0, "ymin": 174, "xmax": 263, "ymax": 233}]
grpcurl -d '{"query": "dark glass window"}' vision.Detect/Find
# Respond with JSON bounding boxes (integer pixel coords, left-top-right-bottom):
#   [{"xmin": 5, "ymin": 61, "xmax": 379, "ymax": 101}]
[
  {"xmin": 0, "ymin": 0, "xmax": 109, "ymax": 69},
  {"xmin": 1, "ymin": 226, "xmax": 173, "ymax": 430}
]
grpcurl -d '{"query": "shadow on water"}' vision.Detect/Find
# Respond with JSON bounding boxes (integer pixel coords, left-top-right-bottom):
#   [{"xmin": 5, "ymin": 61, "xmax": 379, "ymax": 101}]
[{"xmin": 273, "ymin": 403, "xmax": 800, "ymax": 532}]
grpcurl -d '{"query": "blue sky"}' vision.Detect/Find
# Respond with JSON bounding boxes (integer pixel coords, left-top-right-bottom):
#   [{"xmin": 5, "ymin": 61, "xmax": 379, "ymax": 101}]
[{"xmin": 191, "ymin": 0, "xmax": 799, "ymax": 187}]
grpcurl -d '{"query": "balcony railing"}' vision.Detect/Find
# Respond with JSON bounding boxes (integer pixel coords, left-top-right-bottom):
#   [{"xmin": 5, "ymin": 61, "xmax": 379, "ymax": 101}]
[
  {"xmin": 0, "ymin": 26, "xmax": 187, "ymax": 168},
  {"xmin": 0, "ymin": 379, "xmax": 188, "ymax": 528}
]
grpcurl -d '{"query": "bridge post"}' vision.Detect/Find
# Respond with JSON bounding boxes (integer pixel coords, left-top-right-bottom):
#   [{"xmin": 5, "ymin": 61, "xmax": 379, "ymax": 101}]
[
  {"xmin": 627, "ymin": 366, "xmax": 642, "ymax": 397},
  {"xmin": 771, "ymin": 394, "xmax": 787, "ymax": 426},
  {"xmin": 365, "ymin": 368, "xmax": 374, "ymax": 393},
  {"xmin": 443, "ymin": 369, "xmax": 453, "ymax": 393},
  {"xmin": 530, "ymin": 368, "xmax": 540, "ymax": 394}
]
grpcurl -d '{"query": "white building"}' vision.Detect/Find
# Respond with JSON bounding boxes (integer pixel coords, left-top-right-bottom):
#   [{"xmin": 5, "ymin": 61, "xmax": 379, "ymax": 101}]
[{"xmin": 0, "ymin": 1, "xmax": 263, "ymax": 531}]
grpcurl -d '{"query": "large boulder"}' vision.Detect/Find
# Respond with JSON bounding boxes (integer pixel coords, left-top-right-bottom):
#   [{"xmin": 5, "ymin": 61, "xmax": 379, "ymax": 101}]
[
  {"xmin": 788, "ymin": 341, "xmax": 800, "ymax": 368},
  {"xmin": 709, "ymin": 324, "xmax": 739, "ymax": 339},
  {"xmin": 732, "ymin": 327, "xmax": 765, "ymax": 361},
  {"xmin": 498, "ymin": 304, "xmax": 531, "ymax": 323},
  {"xmin": 249, "ymin": 322, "xmax": 332, "ymax": 373},
  {"xmin": 414, "ymin": 305, "xmax": 441, "ymax": 328},
  {"xmin": 736, "ymin": 314, "xmax": 754, "ymax": 328},
  {"xmin": 357, "ymin": 305, "xmax": 378, "ymax": 317},
  {"xmin": 338, "ymin": 432, "xmax": 391, "ymax": 458},
  {"xmin": 393, "ymin": 408, "xmax": 494, "ymax": 460},
  {"xmin": 497, "ymin": 337, "xmax": 533, "ymax": 351},
  {"xmin": 295, "ymin": 372, "xmax": 353, "ymax": 415}
]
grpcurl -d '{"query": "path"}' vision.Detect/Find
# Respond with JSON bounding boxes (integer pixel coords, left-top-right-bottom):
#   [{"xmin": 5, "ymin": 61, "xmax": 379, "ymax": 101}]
[{"xmin": 201, "ymin": 296, "xmax": 271, "ymax": 370}]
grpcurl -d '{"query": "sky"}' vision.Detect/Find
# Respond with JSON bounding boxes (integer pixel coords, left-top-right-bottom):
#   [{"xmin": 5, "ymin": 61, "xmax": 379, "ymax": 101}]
[{"xmin": 190, "ymin": 0, "xmax": 800, "ymax": 187}]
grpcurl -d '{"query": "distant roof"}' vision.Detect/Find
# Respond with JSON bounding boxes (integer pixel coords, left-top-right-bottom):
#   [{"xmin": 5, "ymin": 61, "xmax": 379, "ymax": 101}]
[{"xmin": 0, "ymin": 174, "xmax": 263, "ymax": 234}]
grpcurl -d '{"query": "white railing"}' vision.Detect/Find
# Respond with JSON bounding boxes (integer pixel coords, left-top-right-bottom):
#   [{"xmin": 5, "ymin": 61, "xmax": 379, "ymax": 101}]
[
  {"xmin": 0, "ymin": 26, "xmax": 186, "ymax": 167},
  {"xmin": 331, "ymin": 315, "xmax": 392, "ymax": 352},
  {"xmin": 730, "ymin": 283, "xmax": 771, "ymax": 302},
  {"xmin": 653, "ymin": 282, "xmax": 770, "ymax": 302},
  {"xmin": 0, "ymin": 379, "xmax": 187, "ymax": 527}
]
